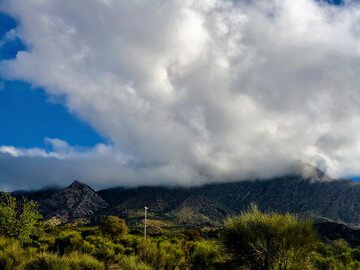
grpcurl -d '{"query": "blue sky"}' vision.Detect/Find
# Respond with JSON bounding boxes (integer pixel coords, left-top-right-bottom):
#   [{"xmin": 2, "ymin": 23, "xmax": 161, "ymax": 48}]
[{"xmin": 0, "ymin": 13, "xmax": 104, "ymax": 149}]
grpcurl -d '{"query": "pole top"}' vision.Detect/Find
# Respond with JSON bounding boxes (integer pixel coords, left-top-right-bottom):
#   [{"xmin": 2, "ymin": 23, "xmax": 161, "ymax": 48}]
[{"xmin": 144, "ymin": 206, "xmax": 149, "ymax": 210}]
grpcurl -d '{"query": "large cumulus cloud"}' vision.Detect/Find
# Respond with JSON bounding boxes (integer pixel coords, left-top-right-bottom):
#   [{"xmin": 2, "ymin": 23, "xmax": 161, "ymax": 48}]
[{"xmin": 1, "ymin": 0, "xmax": 360, "ymax": 190}]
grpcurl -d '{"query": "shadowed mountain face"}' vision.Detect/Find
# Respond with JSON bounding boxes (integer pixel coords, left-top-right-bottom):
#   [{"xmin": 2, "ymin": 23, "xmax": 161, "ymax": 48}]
[
  {"xmin": 314, "ymin": 222, "xmax": 360, "ymax": 247},
  {"xmin": 32, "ymin": 180, "xmax": 108, "ymax": 223},
  {"xmin": 97, "ymin": 176, "xmax": 360, "ymax": 227},
  {"xmin": 14, "ymin": 164, "xmax": 360, "ymax": 227}
]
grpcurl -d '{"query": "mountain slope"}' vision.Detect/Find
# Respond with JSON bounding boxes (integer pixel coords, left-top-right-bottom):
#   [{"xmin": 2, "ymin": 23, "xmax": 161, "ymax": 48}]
[
  {"xmin": 98, "ymin": 176, "xmax": 360, "ymax": 226},
  {"xmin": 16, "ymin": 164, "xmax": 360, "ymax": 227},
  {"xmin": 37, "ymin": 180, "xmax": 108, "ymax": 222}
]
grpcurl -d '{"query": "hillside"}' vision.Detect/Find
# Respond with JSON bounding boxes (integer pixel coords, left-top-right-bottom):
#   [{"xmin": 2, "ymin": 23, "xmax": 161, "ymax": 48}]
[
  {"xmin": 15, "ymin": 164, "xmax": 360, "ymax": 227},
  {"xmin": 98, "ymin": 176, "xmax": 360, "ymax": 227}
]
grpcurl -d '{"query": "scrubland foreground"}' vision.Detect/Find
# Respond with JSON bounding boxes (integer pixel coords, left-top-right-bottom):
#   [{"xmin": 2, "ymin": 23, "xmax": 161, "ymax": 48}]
[{"xmin": 0, "ymin": 193, "xmax": 359, "ymax": 270}]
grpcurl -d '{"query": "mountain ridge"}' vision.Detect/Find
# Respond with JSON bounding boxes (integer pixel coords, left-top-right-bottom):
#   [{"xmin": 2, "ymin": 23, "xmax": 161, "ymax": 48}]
[
  {"xmin": 11, "ymin": 164, "xmax": 360, "ymax": 226},
  {"xmin": 35, "ymin": 179, "xmax": 108, "ymax": 223}
]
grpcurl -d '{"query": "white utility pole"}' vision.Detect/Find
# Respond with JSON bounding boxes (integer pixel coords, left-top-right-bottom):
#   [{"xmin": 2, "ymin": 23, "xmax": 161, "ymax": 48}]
[{"xmin": 144, "ymin": 206, "xmax": 149, "ymax": 239}]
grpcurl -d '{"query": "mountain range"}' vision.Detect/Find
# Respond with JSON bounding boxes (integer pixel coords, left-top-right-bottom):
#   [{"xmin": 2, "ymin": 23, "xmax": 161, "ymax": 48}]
[
  {"xmin": 9, "ymin": 165, "xmax": 360, "ymax": 227},
  {"xmin": 12, "ymin": 162, "xmax": 360, "ymax": 231}
]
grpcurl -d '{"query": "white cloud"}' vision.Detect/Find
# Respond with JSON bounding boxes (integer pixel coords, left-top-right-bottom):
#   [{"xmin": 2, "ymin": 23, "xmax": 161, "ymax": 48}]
[
  {"xmin": 0, "ymin": 28, "xmax": 18, "ymax": 48},
  {"xmin": 1, "ymin": 0, "xmax": 360, "ymax": 189},
  {"xmin": 0, "ymin": 139, "xmax": 114, "ymax": 160}
]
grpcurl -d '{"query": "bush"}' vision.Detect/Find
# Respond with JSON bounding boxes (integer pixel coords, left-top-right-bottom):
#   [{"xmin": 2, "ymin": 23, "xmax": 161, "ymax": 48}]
[
  {"xmin": 222, "ymin": 204, "xmax": 317, "ymax": 270},
  {"xmin": 99, "ymin": 216, "xmax": 127, "ymax": 240},
  {"xmin": 25, "ymin": 253, "xmax": 67, "ymax": 270},
  {"xmin": 24, "ymin": 252, "xmax": 104, "ymax": 270},
  {"xmin": 310, "ymin": 240, "xmax": 360, "ymax": 270},
  {"xmin": 55, "ymin": 230, "xmax": 83, "ymax": 255},
  {"xmin": 183, "ymin": 228, "xmax": 202, "ymax": 241},
  {"xmin": 85, "ymin": 235, "xmax": 116, "ymax": 261},
  {"xmin": 117, "ymin": 256, "xmax": 153, "ymax": 270},
  {"xmin": 66, "ymin": 252, "xmax": 105, "ymax": 270},
  {"xmin": 0, "ymin": 193, "xmax": 42, "ymax": 244},
  {"xmin": 188, "ymin": 240, "xmax": 226, "ymax": 270},
  {"xmin": 136, "ymin": 238, "xmax": 185, "ymax": 270},
  {"xmin": 0, "ymin": 237, "xmax": 29, "ymax": 270}
]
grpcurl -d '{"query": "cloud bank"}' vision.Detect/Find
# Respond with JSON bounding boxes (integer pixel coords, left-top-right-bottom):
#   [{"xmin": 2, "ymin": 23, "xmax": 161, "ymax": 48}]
[{"xmin": 1, "ymin": 0, "xmax": 360, "ymax": 189}]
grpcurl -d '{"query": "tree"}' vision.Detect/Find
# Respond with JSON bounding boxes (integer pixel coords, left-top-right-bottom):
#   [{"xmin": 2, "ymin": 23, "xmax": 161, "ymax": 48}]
[
  {"xmin": 222, "ymin": 204, "xmax": 317, "ymax": 270},
  {"xmin": 0, "ymin": 193, "xmax": 42, "ymax": 244},
  {"xmin": 99, "ymin": 216, "xmax": 127, "ymax": 240}
]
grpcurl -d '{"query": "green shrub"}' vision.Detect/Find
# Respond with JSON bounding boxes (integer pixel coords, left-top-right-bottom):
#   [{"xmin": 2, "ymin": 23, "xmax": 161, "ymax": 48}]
[
  {"xmin": 0, "ymin": 193, "xmax": 42, "ymax": 244},
  {"xmin": 136, "ymin": 239, "xmax": 185, "ymax": 270},
  {"xmin": 53, "ymin": 229, "xmax": 126, "ymax": 262},
  {"xmin": 99, "ymin": 216, "xmax": 128, "ymax": 241},
  {"xmin": 183, "ymin": 228, "xmax": 202, "ymax": 241},
  {"xmin": 222, "ymin": 204, "xmax": 317, "ymax": 270},
  {"xmin": 66, "ymin": 252, "xmax": 105, "ymax": 270},
  {"xmin": 118, "ymin": 255, "xmax": 153, "ymax": 270},
  {"xmin": 188, "ymin": 240, "xmax": 225, "ymax": 270},
  {"xmin": 55, "ymin": 230, "xmax": 83, "ymax": 255},
  {"xmin": 85, "ymin": 235, "xmax": 116, "ymax": 261},
  {"xmin": 310, "ymin": 240, "xmax": 360, "ymax": 270},
  {"xmin": 0, "ymin": 237, "xmax": 29, "ymax": 270},
  {"xmin": 25, "ymin": 253, "xmax": 67, "ymax": 270}
]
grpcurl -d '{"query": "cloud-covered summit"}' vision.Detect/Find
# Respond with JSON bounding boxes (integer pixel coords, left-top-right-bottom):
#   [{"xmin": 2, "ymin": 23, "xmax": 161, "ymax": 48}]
[{"xmin": 1, "ymin": 0, "xmax": 360, "ymax": 189}]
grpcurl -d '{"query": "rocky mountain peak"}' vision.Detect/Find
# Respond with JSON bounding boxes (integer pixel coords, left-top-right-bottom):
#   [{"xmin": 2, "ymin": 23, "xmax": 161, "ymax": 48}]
[
  {"xmin": 38, "ymin": 180, "xmax": 108, "ymax": 222},
  {"xmin": 68, "ymin": 180, "xmax": 94, "ymax": 191}
]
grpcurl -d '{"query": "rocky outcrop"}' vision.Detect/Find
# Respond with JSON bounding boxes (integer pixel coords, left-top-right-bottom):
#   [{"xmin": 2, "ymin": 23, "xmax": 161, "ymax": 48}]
[{"xmin": 38, "ymin": 180, "xmax": 108, "ymax": 222}]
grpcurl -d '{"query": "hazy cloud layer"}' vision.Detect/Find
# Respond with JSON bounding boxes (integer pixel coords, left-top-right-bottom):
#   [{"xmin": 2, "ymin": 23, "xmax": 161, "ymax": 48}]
[{"xmin": 1, "ymin": 0, "xmax": 360, "ymax": 189}]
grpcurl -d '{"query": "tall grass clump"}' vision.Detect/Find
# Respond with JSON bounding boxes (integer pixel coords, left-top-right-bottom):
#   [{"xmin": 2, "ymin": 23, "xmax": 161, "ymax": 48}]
[
  {"xmin": 24, "ymin": 253, "xmax": 67, "ymax": 270},
  {"xmin": 0, "ymin": 237, "xmax": 29, "ymax": 270},
  {"xmin": 187, "ymin": 240, "xmax": 226, "ymax": 270},
  {"xmin": 136, "ymin": 238, "xmax": 185, "ymax": 270},
  {"xmin": 65, "ymin": 252, "xmax": 105, "ymax": 270},
  {"xmin": 222, "ymin": 204, "xmax": 317, "ymax": 270},
  {"xmin": 117, "ymin": 255, "xmax": 153, "ymax": 270}
]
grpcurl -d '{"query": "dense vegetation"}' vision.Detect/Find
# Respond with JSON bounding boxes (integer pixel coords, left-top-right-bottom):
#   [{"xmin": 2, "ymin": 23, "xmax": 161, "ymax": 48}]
[{"xmin": 0, "ymin": 194, "xmax": 359, "ymax": 269}]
